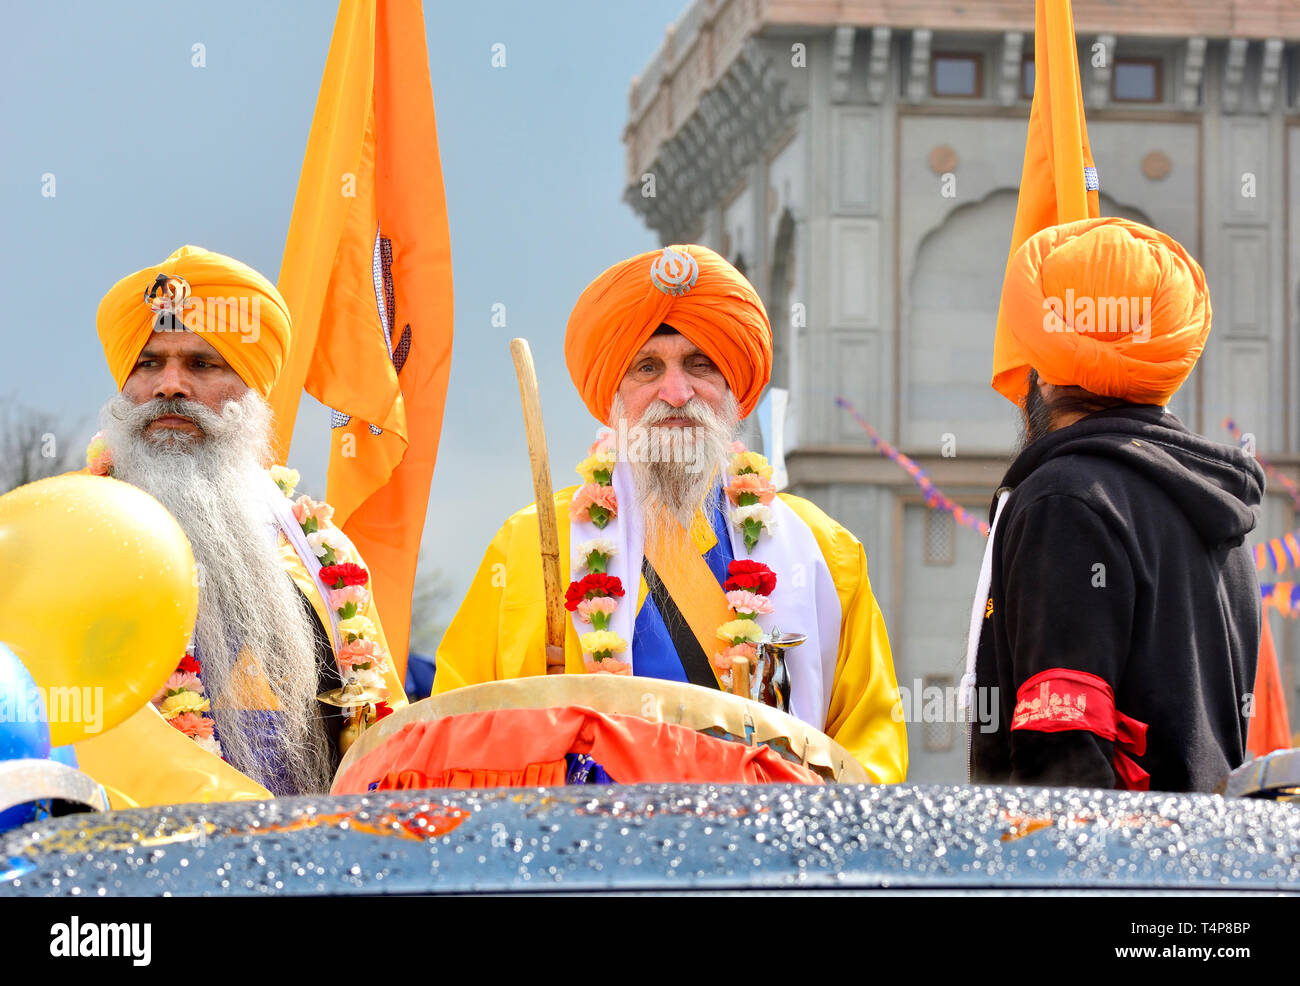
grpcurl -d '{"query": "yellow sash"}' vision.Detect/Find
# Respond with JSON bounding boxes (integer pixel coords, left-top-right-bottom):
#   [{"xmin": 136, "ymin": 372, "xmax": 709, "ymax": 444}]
[{"xmin": 642, "ymin": 510, "xmax": 733, "ymax": 688}]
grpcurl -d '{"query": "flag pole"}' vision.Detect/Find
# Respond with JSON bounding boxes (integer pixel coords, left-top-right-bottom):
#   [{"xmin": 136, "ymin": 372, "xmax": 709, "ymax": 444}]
[{"xmin": 509, "ymin": 338, "xmax": 567, "ymax": 674}]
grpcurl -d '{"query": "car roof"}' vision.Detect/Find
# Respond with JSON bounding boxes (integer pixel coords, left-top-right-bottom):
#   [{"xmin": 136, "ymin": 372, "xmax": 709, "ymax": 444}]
[{"xmin": 3, "ymin": 782, "xmax": 1298, "ymax": 895}]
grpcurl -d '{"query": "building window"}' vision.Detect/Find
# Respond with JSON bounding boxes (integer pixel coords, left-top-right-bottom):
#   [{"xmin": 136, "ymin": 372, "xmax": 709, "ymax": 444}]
[
  {"xmin": 924, "ymin": 510, "xmax": 955, "ymax": 566},
  {"xmin": 932, "ymin": 53, "xmax": 982, "ymax": 98},
  {"xmin": 1113, "ymin": 58, "xmax": 1161, "ymax": 102},
  {"xmin": 1022, "ymin": 58, "xmax": 1035, "ymax": 100}
]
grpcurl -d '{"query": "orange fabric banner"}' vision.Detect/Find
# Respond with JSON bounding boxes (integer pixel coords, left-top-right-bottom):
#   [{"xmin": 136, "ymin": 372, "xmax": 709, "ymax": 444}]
[
  {"xmin": 991, "ymin": 0, "xmax": 1100, "ymax": 403},
  {"xmin": 271, "ymin": 0, "xmax": 454, "ymax": 679},
  {"xmin": 1247, "ymin": 613, "xmax": 1293, "ymax": 757},
  {"xmin": 332, "ymin": 706, "xmax": 825, "ymax": 793}
]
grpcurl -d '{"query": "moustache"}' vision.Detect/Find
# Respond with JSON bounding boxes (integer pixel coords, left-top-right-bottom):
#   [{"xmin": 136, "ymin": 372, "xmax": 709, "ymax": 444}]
[
  {"xmin": 113, "ymin": 396, "xmax": 236, "ymax": 438},
  {"xmin": 639, "ymin": 400, "xmax": 711, "ymax": 427}
]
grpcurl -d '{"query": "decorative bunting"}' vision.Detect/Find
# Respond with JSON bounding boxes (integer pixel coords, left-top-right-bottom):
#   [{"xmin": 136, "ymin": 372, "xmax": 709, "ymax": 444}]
[
  {"xmin": 1260, "ymin": 581, "xmax": 1300, "ymax": 618},
  {"xmin": 1256, "ymin": 529, "xmax": 1300, "ymax": 573},
  {"xmin": 836, "ymin": 397, "xmax": 990, "ymax": 537}
]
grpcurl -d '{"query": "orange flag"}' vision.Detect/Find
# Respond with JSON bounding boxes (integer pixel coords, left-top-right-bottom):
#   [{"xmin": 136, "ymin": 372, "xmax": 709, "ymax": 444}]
[
  {"xmin": 270, "ymin": 0, "xmax": 454, "ymax": 680},
  {"xmin": 991, "ymin": 0, "xmax": 1100, "ymax": 403},
  {"xmin": 1247, "ymin": 613, "xmax": 1293, "ymax": 757}
]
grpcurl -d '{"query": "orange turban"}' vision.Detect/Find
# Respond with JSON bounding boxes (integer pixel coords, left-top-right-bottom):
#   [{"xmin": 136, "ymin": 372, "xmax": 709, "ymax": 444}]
[
  {"xmin": 96, "ymin": 245, "xmax": 293, "ymax": 398},
  {"xmin": 997, "ymin": 217, "xmax": 1210, "ymax": 406},
  {"xmin": 564, "ymin": 245, "xmax": 772, "ymax": 423}
]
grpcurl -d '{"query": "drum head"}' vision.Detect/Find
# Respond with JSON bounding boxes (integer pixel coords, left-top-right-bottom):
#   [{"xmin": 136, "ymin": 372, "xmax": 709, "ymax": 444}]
[{"xmin": 336, "ymin": 675, "xmax": 869, "ymax": 785}]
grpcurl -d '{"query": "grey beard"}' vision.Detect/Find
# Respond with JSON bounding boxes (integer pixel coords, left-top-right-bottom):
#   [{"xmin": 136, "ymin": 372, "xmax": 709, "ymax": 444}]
[
  {"xmin": 99, "ymin": 391, "xmax": 334, "ymax": 795},
  {"xmin": 612, "ymin": 391, "xmax": 741, "ymax": 546}
]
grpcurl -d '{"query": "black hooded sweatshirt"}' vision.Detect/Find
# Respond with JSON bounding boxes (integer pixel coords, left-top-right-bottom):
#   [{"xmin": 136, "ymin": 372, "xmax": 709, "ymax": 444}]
[{"xmin": 970, "ymin": 405, "xmax": 1264, "ymax": 793}]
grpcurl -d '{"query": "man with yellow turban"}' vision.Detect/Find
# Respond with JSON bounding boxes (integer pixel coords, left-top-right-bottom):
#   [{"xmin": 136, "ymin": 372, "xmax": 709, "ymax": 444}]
[
  {"xmin": 435, "ymin": 245, "xmax": 907, "ymax": 782},
  {"xmin": 77, "ymin": 245, "xmax": 405, "ymax": 804},
  {"xmin": 967, "ymin": 217, "xmax": 1264, "ymax": 792}
]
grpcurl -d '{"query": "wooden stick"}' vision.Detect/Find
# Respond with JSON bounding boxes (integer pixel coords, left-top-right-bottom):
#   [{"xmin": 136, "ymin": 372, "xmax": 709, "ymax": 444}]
[
  {"xmin": 731, "ymin": 655, "xmax": 751, "ymax": 700},
  {"xmin": 509, "ymin": 338, "xmax": 567, "ymax": 674}
]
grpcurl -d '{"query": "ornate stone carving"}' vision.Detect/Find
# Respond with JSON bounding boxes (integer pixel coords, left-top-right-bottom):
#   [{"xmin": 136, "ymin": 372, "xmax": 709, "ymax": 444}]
[
  {"xmin": 866, "ymin": 27, "xmax": 891, "ymax": 104},
  {"xmin": 1222, "ymin": 37, "xmax": 1248, "ymax": 113},
  {"xmin": 1258, "ymin": 38, "xmax": 1284, "ymax": 113},
  {"xmin": 1178, "ymin": 37, "xmax": 1207, "ymax": 110},
  {"xmin": 624, "ymin": 39, "xmax": 794, "ymax": 243},
  {"xmin": 906, "ymin": 29, "xmax": 931, "ymax": 103},
  {"xmin": 998, "ymin": 32, "xmax": 1024, "ymax": 106},
  {"xmin": 831, "ymin": 26, "xmax": 856, "ymax": 103}
]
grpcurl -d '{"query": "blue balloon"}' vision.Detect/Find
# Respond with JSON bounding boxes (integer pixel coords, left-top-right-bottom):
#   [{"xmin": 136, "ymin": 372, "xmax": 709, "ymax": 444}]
[
  {"xmin": 48, "ymin": 744, "xmax": 78, "ymax": 769},
  {"xmin": 0, "ymin": 641, "xmax": 51, "ymax": 763},
  {"xmin": 0, "ymin": 802, "xmax": 37, "ymax": 833}
]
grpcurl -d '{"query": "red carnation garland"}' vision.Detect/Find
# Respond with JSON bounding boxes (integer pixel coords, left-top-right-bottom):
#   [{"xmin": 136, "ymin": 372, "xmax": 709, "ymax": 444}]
[
  {"xmin": 565, "ymin": 573, "xmax": 626, "ymax": 611},
  {"xmin": 725, "ymin": 559, "xmax": 777, "ymax": 597},
  {"xmin": 319, "ymin": 562, "xmax": 370, "ymax": 589}
]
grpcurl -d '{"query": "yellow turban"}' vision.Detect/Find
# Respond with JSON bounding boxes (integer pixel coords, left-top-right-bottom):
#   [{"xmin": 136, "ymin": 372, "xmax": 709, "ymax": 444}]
[
  {"xmin": 999, "ymin": 217, "xmax": 1210, "ymax": 405},
  {"xmin": 96, "ymin": 245, "xmax": 293, "ymax": 398},
  {"xmin": 564, "ymin": 245, "xmax": 772, "ymax": 423}
]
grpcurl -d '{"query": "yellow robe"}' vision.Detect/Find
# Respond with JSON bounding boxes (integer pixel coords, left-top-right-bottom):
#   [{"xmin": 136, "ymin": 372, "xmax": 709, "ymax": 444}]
[
  {"xmin": 73, "ymin": 509, "xmax": 408, "ymax": 808},
  {"xmin": 435, "ymin": 485, "xmax": 908, "ymax": 782}
]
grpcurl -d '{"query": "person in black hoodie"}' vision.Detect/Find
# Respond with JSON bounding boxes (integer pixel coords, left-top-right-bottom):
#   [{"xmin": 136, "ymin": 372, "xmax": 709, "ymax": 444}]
[{"xmin": 967, "ymin": 217, "xmax": 1265, "ymax": 792}]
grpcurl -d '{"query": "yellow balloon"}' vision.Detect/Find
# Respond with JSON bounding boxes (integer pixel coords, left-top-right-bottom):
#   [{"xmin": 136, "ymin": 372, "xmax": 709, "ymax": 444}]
[{"xmin": 0, "ymin": 473, "xmax": 198, "ymax": 746}]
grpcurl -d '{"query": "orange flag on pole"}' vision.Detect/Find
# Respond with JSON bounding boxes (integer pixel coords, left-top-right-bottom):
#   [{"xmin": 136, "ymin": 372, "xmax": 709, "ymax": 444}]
[
  {"xmin": 1247, "ymin": 613, "xmax": 1293, "ymax": 757},
  {"xmin": 270, "ymin": 0, "xmax": 454, "ymax": 680},
  {"xmin": 991, "ymin": 0, "xmax": 1100, "ymax": 403}
]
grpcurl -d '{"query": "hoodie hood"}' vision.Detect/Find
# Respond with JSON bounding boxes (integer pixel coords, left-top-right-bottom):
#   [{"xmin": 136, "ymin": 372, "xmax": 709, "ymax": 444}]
[{"xmin": 999, "ymin": 405, "xmax": 1265, "ymax": 549}]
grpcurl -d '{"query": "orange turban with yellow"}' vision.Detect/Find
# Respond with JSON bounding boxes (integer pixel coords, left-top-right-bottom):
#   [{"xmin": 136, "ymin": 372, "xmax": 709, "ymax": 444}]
[
  {"xmin": 997, "ymin": 217, "xmax": 1211, "ymax": 406},
  {"xmin": 96, "ymin": 245, "xmax": 293, "ymax": 398},
  {"xmin": 564, "ymin": 245, "xmax": 772, "ymax": 423}
]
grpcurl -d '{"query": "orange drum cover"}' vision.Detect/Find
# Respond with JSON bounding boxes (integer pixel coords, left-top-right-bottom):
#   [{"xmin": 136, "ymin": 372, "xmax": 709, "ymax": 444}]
[{"xmin": 333, "ymin": 675, "xmax": 869, "ymax": 791}]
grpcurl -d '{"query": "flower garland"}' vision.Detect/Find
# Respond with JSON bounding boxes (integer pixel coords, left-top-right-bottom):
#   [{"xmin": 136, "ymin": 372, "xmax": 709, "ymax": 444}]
[
  {"xmin": 151, "ymin": 649, "xmax": 223, "ymax": 758},
  {"xmin": 570, "ymin": 435, "xmax": 619, "ymax": 529},
  {"xmin": 726, "ymin": 448, "xmax": 778, "ymax": 550},
  {"xmin": 271, "ymin": 466, "xmax": 396, "ymax": 719},
  {"xmin": 86, "ymin": 437, "xmax": 394, "ymax": 752},
  {"xmin": 565, "ymin": 431, "xmax": 783, "ymax": 689},
  {"xmin": 567, "ymin": 433, "xmax": 631, "ymax": 673},
  {"xmin": 566, "ymin": 561, "xmax": 629, "ymax": 675},
  {"xmin": 712, "ymin": 559, "xmax": 778, "ymax": 691},
  {"xmin": 86, "ymin": 432, "xmax": 112, "ymax": 476},
  {"xmin": 713, "ymin": 450, "xmax": 779, "ymax": 690}
]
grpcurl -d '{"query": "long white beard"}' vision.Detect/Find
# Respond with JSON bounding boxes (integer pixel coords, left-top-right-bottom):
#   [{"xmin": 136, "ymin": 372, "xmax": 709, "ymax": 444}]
[
  {"xmin": 611, "ymin": 391, "xmax": 741, "ymax": 547},
  {"xmin": 100, "ymin": 391, "xmax": 334, "ymax": 795}
]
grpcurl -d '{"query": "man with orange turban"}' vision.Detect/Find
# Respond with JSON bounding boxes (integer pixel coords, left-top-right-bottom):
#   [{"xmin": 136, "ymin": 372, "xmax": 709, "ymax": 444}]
[
  {"xmin": 76, "ymin": 245, "xmax": 405, "ymax": 805},
  {"xmin": 966, "ymin": 218, "xmax": 1263, "ymax": 792},
  {"xmin": 435, "ymin": 245, "xmax": 907, "ymax": 782}
]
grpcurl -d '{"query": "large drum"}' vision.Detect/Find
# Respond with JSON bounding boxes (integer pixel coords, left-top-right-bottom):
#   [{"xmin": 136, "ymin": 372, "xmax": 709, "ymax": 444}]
[{"xmin": 332, "ymin": 675, "xmax": 869, "ymax": 793}]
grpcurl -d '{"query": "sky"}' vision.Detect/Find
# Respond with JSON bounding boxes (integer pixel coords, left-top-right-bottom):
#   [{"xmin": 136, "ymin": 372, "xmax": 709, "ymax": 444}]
[{"xmin": 0, "ymin": 0, "xmax": 688, "ymax": 625}]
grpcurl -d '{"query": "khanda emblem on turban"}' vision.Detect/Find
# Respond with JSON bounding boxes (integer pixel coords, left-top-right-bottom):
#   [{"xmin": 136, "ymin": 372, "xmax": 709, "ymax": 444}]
[
  {"xmin": 144, "ymin": 273, "xmax": 192, "ymax": 331},
  {"xmin": 650, "ymin": 247, "xmax": 699, "ymax": 297}
]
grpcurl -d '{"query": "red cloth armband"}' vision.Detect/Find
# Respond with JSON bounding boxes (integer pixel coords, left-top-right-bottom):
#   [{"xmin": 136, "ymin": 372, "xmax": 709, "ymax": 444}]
[{"xmin": 1011, "ymin": 668, "xmax": 1149, "ymax": 790}]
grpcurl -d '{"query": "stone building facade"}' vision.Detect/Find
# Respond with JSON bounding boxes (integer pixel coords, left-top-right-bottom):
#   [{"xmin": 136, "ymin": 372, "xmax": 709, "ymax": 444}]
[{"xmin": 623, "ymin": 0, "xmax": 1300, "ymax": 780}]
